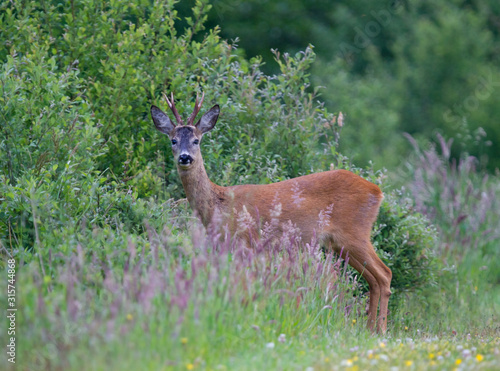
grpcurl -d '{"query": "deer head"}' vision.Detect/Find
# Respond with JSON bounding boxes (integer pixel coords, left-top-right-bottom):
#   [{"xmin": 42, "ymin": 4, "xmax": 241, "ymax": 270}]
[{"xmin": 150, "ymin": 92, "xmax": 219, "ymax": 170}]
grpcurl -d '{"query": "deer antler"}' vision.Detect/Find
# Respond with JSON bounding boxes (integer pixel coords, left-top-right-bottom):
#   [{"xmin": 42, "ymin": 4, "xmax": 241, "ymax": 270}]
[
  {"xmin": 186, "ymin": 92, "xmax": 205, "ymax": 126},
  {"xmin": 163, "ymin": 92, "xmax": 183, "ymax": 125}
]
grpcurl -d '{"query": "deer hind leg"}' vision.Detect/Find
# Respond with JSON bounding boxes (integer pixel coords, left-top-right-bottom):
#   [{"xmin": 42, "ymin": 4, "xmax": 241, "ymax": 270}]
[
  {"xmin": 372, "ymin": 251, "xmax": 392, "ymax": 334},
  {"xmin": 341, "ymin": 241, "xmax": 392, "ymax": 334},
  {"xmin": 344, "ymin": 254, "xmax": 380, "ymax": 332}
]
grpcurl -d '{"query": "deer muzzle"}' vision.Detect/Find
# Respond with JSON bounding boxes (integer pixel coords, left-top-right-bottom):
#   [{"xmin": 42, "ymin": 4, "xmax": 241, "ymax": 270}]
[{"xmin": 178, "ymin": 154, "xmax": 194, "ymax": 166}]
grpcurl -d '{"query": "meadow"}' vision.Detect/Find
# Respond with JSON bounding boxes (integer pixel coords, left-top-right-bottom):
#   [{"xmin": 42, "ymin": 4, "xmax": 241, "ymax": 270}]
[{"xmin": 1, "ymin": 1, "xmax": 499, "ymax": 370}]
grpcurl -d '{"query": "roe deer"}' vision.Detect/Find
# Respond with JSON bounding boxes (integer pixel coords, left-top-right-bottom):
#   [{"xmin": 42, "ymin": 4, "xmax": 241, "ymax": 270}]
[{"xmin": 150, "ymin": 93, "xmax": 392, "ymax": 333}]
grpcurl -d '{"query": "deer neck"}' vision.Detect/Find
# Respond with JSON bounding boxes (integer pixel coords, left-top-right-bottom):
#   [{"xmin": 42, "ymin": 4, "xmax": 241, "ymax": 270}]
[{"xmin": 178, "ymin": 159, "xmax": 219, "ymax": 226}]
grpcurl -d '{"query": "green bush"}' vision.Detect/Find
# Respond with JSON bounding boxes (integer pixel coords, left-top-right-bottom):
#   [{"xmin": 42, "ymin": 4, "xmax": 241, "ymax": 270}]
[
  {"xmin": 0, "ymin": 51, "xmax": 103, "ymax": 179},
  {"xmin": 0, "ymin": 49, "xmax": 167, "ymax": 253},
  {"xmin": 373, "ymin": 190, "xmax": 437, "ymax": 300},
  {"xmin": 0, "ymin": 51, "xmax": 103, "ymax": 248}
]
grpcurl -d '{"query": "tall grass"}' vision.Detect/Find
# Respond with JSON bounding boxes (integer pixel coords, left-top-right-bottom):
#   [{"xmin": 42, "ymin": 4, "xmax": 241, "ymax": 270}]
[
  {"xmin": 404, "ymin": 134, "xmax": 500, "ymax": 261},
  {"xmin": 394, "ymin": 134, "xmax": 500, "ymax": 334},
  {"xmin": 13, "ymin": 213, "xmax": 365, "ymax": 370}
]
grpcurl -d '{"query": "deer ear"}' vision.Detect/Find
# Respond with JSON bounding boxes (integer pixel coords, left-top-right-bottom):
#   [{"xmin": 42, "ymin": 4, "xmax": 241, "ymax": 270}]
[
  {"xmin": 196, "ymin": 105, "xmax": 219, "ymax": 134},
  {"xmin": 151, "ymin": 105, "xmax": 175, "ymax": 136}
]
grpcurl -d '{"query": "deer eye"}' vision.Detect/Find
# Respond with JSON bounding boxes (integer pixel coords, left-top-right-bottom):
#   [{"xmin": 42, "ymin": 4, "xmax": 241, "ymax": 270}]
[
  {"xmin": 193, "ymin": 139, "xmax": 199, "ymax": 145},
  {"xmin": 171, "ymin": 139, "xmax": 177, "ymax": 145}
]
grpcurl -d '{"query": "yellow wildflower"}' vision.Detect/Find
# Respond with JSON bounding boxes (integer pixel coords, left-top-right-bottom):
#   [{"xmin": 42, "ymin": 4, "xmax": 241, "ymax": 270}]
[
  {"xmin": 429, "ymin": 353, "xmax": 435, "ymax": 359},
  {"xmin": 405, "ymin": 326, "xmax": 408, "ymax": 330},
  {"xmin": 476, "ymin": 354, "xmax": 484, "ymax": 362},
  {"xmin": 186, "ymin": 364, "xmax": 194, "ymax": 370},
  {"xmin": 126, "ymin": 313, "xmax": 133, "ymax": 321},
  {"xmin": 324, "ymin": 357, "xmax": 330, "ymax": 363},
  {"xmin": 379, "ymin": 342, "xmax": 386, "ymax": 348},
  {"xmin": 455, "ymin": 359, "xmax": 462, "ymax": 365},
  {"xmin": 181, "ymin": 337, "xmax": 188, "ymax": 344},
  {"xmin": 352, "ymin": 319, "xmax": 356, "ymax": 324},
  {"xmin": 404, "ymin": 360, "xmax": 413, "ymax": 366},
  {"xmin": 353, "ymin": 356, "xmax": 359, "ymax": 362}
]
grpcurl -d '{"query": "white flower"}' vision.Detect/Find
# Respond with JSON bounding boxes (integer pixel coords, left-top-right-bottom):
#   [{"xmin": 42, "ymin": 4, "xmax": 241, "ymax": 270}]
[
  {"xmin": 338, "ymin": 112, "xmax": 344, "ymax": 127},
  {"xmin": 266, "ymin": 342, "xmax": 275, "ymax": 349},
  {"xmin": 278, "ymin": 334, "xmax": 286, "ymax": 343},
  {"xmin": 237, "ymin": 205, "xmax": 256, "ymax": 231},
  {"xmin": 340, "ymin": 359, "xmax": 353, "ymax": 366}
]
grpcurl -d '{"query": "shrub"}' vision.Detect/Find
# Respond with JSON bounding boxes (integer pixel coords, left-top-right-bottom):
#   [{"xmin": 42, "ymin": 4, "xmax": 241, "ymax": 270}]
[
  {"xmin": 0, "ymin": 0, "xmax": 341, "ymax": 200},
  {"xmin": 373, "ymin": 190, "xmax": 437, "ymax": 301},
  {"xmin": 0, "ymin": 50, "xmax": 165, "ymax": 253},
  {"xmin": 0, "ymin": 51, "xmax": 103, "ymax": 249}
]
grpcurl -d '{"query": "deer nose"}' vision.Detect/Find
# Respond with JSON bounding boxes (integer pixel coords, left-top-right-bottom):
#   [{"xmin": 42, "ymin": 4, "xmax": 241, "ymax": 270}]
[{"xmin": 178, "ymin": 154, "xmax": 193, "ymax": 165}]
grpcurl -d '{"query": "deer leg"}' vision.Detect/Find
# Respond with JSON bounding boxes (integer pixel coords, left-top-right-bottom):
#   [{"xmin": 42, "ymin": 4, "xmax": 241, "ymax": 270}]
[
  {"xmin": 345, "ymin": 254, "xmax": 380, "ymax": 332},
  {"xmin": 327, "ymin": 234, "xmax": 392, "ymax": 333},
  {"xmin": 370, "ymin": 252, "xmax": 392, "ymax": 334},
  {"xmin": 337, "ymin": 238, "xmax": 392, "ymax": 334},
  {"xmin": 350, "ymin": 245, "xmax": 392, "ymax": 334}
]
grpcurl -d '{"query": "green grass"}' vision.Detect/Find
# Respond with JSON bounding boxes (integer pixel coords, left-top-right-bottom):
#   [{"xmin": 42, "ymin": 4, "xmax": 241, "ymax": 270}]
[{"xmin": 2, "ymin": 213, "xmax": 499, "ymax": 371}]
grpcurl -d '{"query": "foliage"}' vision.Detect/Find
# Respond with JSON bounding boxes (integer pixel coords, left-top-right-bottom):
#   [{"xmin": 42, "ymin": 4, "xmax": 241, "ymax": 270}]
[
  {"xmin": 3, "ymin": 2, "xmax": 496, "ymax": 370},
  {"xmin": 0, "ymin": 51, "xmax": 104, "ymax": 248},
  {"xmin": 394, "ymin": 133, "xmax": 500, "ymax": 361},
  {"xmin": 0, "ymin": 53, "xmax": 102, "ymax": 179},
  {"xmin": 404, "ymin": 134, "xmax": 500, "ymax": 263},
  {"xmin": 373, "ymin": 191, "xmax": 437, "ymax": 300},
  {"xmin": 390, "ymin": 3, "xmax": 500, "ymax": 169},
  {"xmin": 10, "ymin": 218, "xmax": 364, "ymax": 370},
  {"xmin": 181, "ymin": 0, "xmax": 500, "ymax": 171},
  {"xmin": 5, "ymin": 215, "xmax": 498, "ymax": 370},
  {"xmin": 316, "ymin": 0, "xmax": 500, "ymax": 171},
  {"xmin": 0, "ymin": 0, "xmax": 340, "ymax": 201},
  {"xmin": 312, "ymin": 59, "xmax": 407, "ymax": 169}
]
